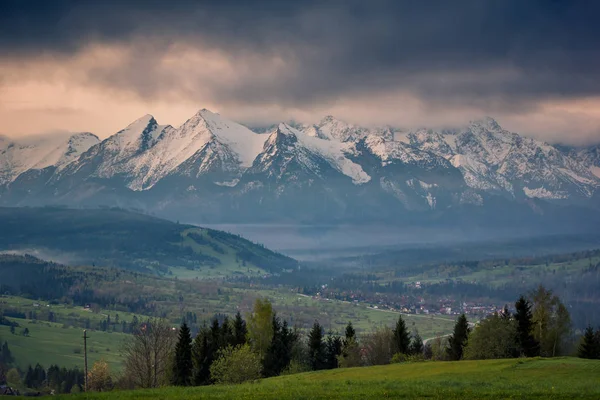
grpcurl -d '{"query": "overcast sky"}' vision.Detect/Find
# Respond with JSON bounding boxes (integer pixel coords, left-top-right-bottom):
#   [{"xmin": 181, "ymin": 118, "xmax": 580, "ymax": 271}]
[{"xmin": 1, "ymin": 0, "xmax": 600, "ymax": 145}]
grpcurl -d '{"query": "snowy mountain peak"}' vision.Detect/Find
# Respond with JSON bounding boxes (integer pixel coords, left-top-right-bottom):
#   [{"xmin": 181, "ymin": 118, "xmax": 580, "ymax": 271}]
[
  {"xmin": 2, "ymin": 112, "xmax": 599, "ymax": 221},
  {"xmin": 0, "ymin": 132, "xmax": 100, "ymax": 183},
  {"xmin": 176, "ymin": 108, "xmax": 268, "ymax": 168},
  {"xmin": 469, "ymin": 116, "xmax": 502, "ymax": 131},
  {"xmin": 61, "ymin": 132, "xmax": 100, "ymax": 163},
  {"xmin": 127, "ymin": 114, "xmax": 155, "ymax": 127},
  {"xmin": 189, "ymin": 108, "xmax": 221, "ymax": 125},
  {"xmin": 102, "ymin": 114, "xmax": 166, "ymax": 157},
  {"xmin": 319, "ymin": 115, "xmax": 336, "ymax": 124},
  {"xmin": 276, "ymin": 123, "xmax": 300, "ymax": 136},
  {"xmin": 315, "ymin": 115, "xmax": 364, "ymax": 142}
]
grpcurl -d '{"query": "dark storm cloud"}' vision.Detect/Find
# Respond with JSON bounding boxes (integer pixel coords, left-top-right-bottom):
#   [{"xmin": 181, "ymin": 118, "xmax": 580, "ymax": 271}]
[{"xmin": 2, "ymin": 0, "xmax": 600, "ymax": 109}]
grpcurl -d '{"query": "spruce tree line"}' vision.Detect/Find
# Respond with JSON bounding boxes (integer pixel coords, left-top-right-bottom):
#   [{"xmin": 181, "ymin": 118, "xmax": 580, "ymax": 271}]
[
  {"xmin": 133, "ymin": 287, "xmax": 585, "ymax": 389},
  {"xmin": 578, "ymin": 326, "xmax": 600, "ymax": 359}
]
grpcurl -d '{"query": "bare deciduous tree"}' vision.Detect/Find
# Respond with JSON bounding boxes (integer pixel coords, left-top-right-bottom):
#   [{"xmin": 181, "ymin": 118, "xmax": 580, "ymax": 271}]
[
  {"xmin": 363, "ymin": 325, "xmax": 394, "ymax": 366},
  {"xmin": 121, "ymin": 319, "xmax": 176, "ymax": 389}
]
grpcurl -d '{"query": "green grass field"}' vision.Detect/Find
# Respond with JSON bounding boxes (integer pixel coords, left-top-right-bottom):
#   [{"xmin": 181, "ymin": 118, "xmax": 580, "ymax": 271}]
[
  {"xmin": 0, "ymin": 318, "xmax": 127, "ymax": 370},
  {"xmin": 57, "ymin": 357, "xmax": 600, "ymax": 399}
]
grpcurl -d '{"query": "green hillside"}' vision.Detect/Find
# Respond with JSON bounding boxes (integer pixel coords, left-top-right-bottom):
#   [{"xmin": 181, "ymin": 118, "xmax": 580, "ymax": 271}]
[
  {"xmin": 0, "ymin": 207, "xmax": 297, "ymax": 278},
  {"xmin": 57, "ymin": 357, "xmax": 600, "ymax": 399}
]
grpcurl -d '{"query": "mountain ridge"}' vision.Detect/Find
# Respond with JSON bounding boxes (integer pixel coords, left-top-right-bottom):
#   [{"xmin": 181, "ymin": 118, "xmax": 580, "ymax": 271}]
[{"xmin": 1, "ymin": 110, "xmax": 599, "ymax": 228}]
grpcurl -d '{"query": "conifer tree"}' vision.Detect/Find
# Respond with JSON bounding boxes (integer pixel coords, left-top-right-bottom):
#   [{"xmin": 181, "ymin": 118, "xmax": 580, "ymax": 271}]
[
  {"xmin": 344, "ymin": 321, "xmax": 356, "ymax": 344},
  {"xmin": 220, "ymin": 317, "xmax": 233, "ymax": 348},
  {"xmin": 392, "ymin": 315, "xmax": 411, "ymax": 355},
  {"xmin": 191, "ymin": 327, "xmax": 212, "ymax": 385},
  {"xmin": 210, "ymin": 317, "xmax": 221, "ymax": 349},
  {"xmin": 171, "ymin": 322, "xmax": 193, "ymax": 386},
  {"xmin": 308, "ymin": 321, "xmax": 325, "ymax": 370},
  {"xmin": 514, "ymin": 296, "xmax": 539, "ymax": 357},
  {"xmin": 263, "ymin": 316, "xmax": 297, "ymax": 377},
  {"xmin": 447, "ymin": 314, "xmax": 470, "ymax": 360},
  {"xmin": 0, "ymin": 363, "xmax": 6, "ymax": 386},
  {"xmin": 410, "ymin": 331, "xmax": 424, "ymax": 356},
  {"xmin": 0, "ymin": 342, "xmax": 13, "ymax": 365},
  {"xmin": 25, "ymin": 365, "xmax": 34, "ymax": 388},
  {"xmin": 325, "ymin": 332, "xmax": 343, "ymax": 369},
  {"xmin": 578, "ymin": 326, "xmax": 599, "ymax": 359},
  {"xmin": 232, "ymin": 311, "xmax": 247, "ymax": 347},
  {"xmin": 339, "ymin": 321, "xmax": 361, "ymax": 368}
]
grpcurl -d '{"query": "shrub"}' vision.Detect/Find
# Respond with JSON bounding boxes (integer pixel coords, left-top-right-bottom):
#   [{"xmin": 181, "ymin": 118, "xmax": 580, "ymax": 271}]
[
  {"xmin": 210, "ymin": 345, "xmax": 262, "ymax": 384},
  {"xmin": 88, "ymin": 359, "xmax": 113, "ymax": 392}
]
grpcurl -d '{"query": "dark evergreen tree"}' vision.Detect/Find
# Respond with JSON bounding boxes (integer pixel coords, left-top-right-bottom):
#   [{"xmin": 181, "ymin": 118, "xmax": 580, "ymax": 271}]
[
  {"xmin": 232, "ymin": 311, "xmax": 247, "ymax": 347},
  {"xmin": 578, "ymin": 326, "xmax": 600, "ymax": 359},
  {"xmin": 191, "ymin": 327, "xmax": 212, "ymax": 385},
  {"xmin": 447, "ymin": 314, "xmax": 470, "ymax": 361},
  {"xmin": 501, "ymin": 305, "xmax": 511, "ymax": 320},
  {"xmin": 220, "ymin": 316, "xmax": 233, "ymax": 347},
  {"xmin": 0, "ymin": 363, "xmax": 6, "ymax": 385},
  {"xmin": 392, "ymin": 315, "xmax": 411, "ymax": 355},
  {"xmin": 344, "ymin": 321, "xmax": 356, "ymax": 345},
  {"xmin": 514, "ymin": 296, "xmax": 540, "ymax": 357},
  {"xmin": 409, "ymin": 331, "xmax": 424, "ymax": 356},
  {"xmin": 24, "ymin": 365, "xmax": 34, "ymax": 388},
  {"xmin": 24, "ymin": 363, "xmax": 46, "ymax": 389},
  {"xmin": 263, "ymin": 316, "xmax": 297, "ymax": 377},
  {"xmin": 171, "ymin": 322, "xmax": 193, "ymax": 386},
  {"xmin": 308, "ymin": 321, "xmax": 325, "ymax": 370},
  {"xmin": 0, "ymin": 341, "xmax": 14, "ymax": 365},
  {"xmin": 46, "ymin": 365, "xmax": 83, "ymax": 394},
  {"xmin": 324, "ymin": 332, "xmax": 343, "ymax": 369},
  {"xmin": 210, "ymin": 317, "xmax": 222, "ymax": 349}
]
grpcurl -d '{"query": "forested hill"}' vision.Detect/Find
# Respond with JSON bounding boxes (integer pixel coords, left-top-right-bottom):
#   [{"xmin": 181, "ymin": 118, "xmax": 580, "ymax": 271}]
[{"xmin": 0, "ymin": 207, "xmax": 297, "ymax": 277}]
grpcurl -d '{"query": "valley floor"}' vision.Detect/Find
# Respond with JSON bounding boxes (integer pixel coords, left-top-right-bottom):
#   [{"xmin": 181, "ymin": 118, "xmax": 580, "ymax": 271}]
[{"xmin": 58, "ymin": 357, "xmax": 599, "ymax": 399}]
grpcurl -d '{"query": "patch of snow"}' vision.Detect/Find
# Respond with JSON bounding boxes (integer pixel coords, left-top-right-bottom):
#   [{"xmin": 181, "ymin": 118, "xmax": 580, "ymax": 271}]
[
  {"xmin": 418, "ymin": 180, "xmax": 436, "ymax": 190},
  {"xmin": 215, "ymin": 179, "xmax": 240, "ymax": 187},
  {"xmin": 426, "ymin": 193, "xmax": 436, "ymax": 209},
  {"xmin": 558, "ymin": 167, "xmax": 597, "ymax": 185},
  {"xmin": 523, "ymin": 186, "xmax": 568, "ymax": 199},
  {"xmin": 460, "ymin": 191, "xmax": 484, "ymax": 206},
  {"xmin": 279, "ymin": 124, "xmax": 371, "ymax": 184}
]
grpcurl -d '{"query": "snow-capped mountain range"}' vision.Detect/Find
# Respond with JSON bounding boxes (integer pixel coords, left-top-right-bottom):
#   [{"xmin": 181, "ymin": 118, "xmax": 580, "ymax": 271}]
[{"xmin": 1, "ymin": 109, "xmax": 599, "ymax": 228}]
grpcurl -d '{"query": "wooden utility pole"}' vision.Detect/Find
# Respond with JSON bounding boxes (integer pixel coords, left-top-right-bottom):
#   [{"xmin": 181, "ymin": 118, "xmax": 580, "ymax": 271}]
[{"xmin": 83, "ymin": 329, "xmax": 89, "ymax": 392}]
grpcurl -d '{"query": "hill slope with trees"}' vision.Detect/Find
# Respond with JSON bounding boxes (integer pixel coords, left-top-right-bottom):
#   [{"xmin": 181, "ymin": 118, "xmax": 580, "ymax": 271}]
[{"xmin": 0, "ymin": 207, "xmax": 297, "ymax": 277}]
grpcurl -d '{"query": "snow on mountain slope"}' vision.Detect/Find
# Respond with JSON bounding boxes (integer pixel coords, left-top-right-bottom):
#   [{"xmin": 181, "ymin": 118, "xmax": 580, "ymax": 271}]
[
  {"xmin": 52, "ymin": 115, "xmax": 172, "ymax": 188},
  {"xmin": 363, "ymin": 134, "xmax": 451, "ymax": 169},
  {"xmin": 407, "ymin": 118, "xmax": 600, "ymax": 199},
  {"xmin": 275, "ymin": 123, "xmax": 370, "ymax": 184},
  {"xmin": 125, "ymin": 109, "xmax": 269, "ymax": 190},
  {"xmin": 1, "ymin": 110, "xmax": 598, "ymax": 217},
  {"xmin": 302, "ymin": 116, "xmax": 393, "ymax": 142},
  {"xmin": 573, "ymin": 144, "xmax": 600, "ymax": 179},
  {"xmin": 0, "ymin": 132, "xmax": 99, "ymax": 184},
  {"xmin": 91, "ymin": 114, "xmax": 172, "ymax": 179}
]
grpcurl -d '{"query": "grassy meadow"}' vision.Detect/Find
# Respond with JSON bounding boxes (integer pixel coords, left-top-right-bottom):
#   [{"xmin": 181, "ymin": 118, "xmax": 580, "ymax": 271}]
[
  {"xmin": 0, "ymin": 318, "xmax": 126, "ymax": 370},
  {"xmin": 58, "ymin": 357, "xmax": 600, "ymax": 399}
]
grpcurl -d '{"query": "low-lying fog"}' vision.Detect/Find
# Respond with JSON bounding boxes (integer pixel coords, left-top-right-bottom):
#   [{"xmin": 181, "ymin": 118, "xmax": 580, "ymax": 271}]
[{"xmin": 195, "ymin": 223, "xmax": 600, "ymax": 261}]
